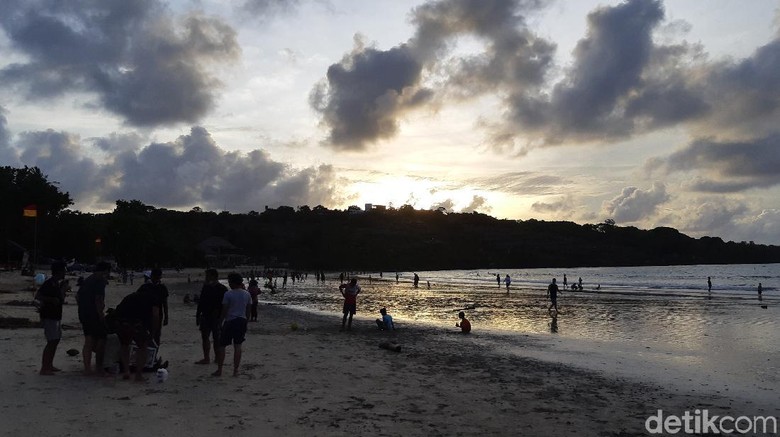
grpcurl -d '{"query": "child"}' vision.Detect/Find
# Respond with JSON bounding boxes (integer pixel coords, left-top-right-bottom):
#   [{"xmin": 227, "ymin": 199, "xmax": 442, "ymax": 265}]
[
  {"xmin": 375, "ymin": 308, "xmax": 394, "ymax": 330},
  {"xmin": 456, "ymin": 311, "xmax": 471, "ymax": 334}
]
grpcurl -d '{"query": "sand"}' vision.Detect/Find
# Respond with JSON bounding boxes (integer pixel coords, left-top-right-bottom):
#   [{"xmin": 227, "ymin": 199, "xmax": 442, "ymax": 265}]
[{"xmin": 0, "ymin": 269, "xmax": 769, "ymax": 436}]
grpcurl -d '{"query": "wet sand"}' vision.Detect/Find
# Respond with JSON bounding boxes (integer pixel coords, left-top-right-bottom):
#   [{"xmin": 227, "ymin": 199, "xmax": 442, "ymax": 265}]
[{"xmin": 0, "ymin": 269, "xmax": 771, "ymax": 436}]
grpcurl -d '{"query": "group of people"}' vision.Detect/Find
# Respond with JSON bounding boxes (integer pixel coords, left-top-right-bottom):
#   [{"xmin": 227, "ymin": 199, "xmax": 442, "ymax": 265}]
[{"xmin": 35, "ymin": 262, "xmax": 170, "ymax": 381}]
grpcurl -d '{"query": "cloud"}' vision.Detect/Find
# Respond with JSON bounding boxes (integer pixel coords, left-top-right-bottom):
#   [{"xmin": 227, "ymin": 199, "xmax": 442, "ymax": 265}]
[
  {"xmin": 461, "ymin": 195, "xmax": 491, "ymax": 214},
  {"xmin": 16, "ymin": 129, "xmax": 104, "ymax": 202},
  {"xmin": 0, "ymin": 107, "xmax": 19, "ymax": 165},
  {"xmin": 310, "ymin": 40, "xmax": 431, "ymax": 150},
  {"xmin": 646, "ymin": 134, "xmax": 780, "ymax": 192},
  {"xmin": 602, "ymin": 181, "xmax": 669, "ymax": 223},
  {"xmin": 240, "ymin": 0, "xmax": 301, "ymax": 17},
  {"xmin": 469, "ymin": 172, "xmax": 567, "ymax": 195},
  {"xmin": 9, "ymin": 126, "xmax": 345, "ymax": 212},
  {"xmin": 431, "ymin": 198, "xmax": 456, "ymax": 212},
  {"xmin": 0, "ymin": 0, "xmax": 240, "ymax": 127},
  {"xmin": 311, "ymin": 0, "xmax": 554, "ymax": 150}
]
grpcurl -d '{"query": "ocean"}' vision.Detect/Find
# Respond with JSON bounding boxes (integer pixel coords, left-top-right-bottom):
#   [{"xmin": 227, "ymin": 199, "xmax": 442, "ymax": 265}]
[{"xmin": 261, "ymin": 263, "xmax": 780, "ymax": 407}]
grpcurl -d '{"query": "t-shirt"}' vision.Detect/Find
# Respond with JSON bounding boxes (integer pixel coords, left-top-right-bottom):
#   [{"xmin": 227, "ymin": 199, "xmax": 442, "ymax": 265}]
[
  {"xmin": 342, "ymin": 284, "xmax": 361, "ymax": 305},
  {"xmin": 382, "ymin": 314, "xmax": 394, "ymax": 330},
  {"xmin": 77, "ymin": 273, "xmax": 106, "ymax": 318},
  {"xmin": 115, "ymin": 290, "xmax": 160, "ymax": 327},
  {"xmin": 548, "ymin": 282, "xmax": 559, "ymax": 298},
  {"xmin": 136, "ymin": 282, "xmax": 168, "ymax": 304},
  {"xmin": 459, "ymin": 318, "xmax": 471, "ymax": 334},
  {"xmin": 222, "ymin": 288, "xmax": 251, "ymax": 321},
  {"xmin": 36, "ymin": 277, "xmax": 64, "ymax": 320},
  {"xmin": 197, "ymin": 282, "xmax": 228, "ymax": 320}
]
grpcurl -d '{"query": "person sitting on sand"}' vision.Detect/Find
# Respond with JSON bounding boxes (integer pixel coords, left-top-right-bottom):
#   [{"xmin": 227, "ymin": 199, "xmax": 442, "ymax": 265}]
[
  {"xmin": 213, "ymin": 273, "xmax": 251, "ymax": 377},
  {"xmin": 114, "ymin": 284, "xmax": 161, "ymax": 381},
  {"xmin": 35, "ymin": 261, "xmax": 68, "ymax": 375},
  {"xmin": 548, "ymin": 278, "xmax": 561, "ymax": 313},
  {"xmin": 339, "ymin": 278, "xmax": 361, "ymax": 331},
  {"xmin": 375, "ymin": 308, "xmax": 394, "ymax": 330},
  {"xmin": 456, "ymin": 311, "xmax": 471, "ymax": 334}
]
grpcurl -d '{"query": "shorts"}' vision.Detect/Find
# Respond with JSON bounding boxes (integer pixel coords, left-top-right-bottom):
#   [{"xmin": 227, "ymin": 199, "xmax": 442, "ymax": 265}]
[
  {"xmin": 199, "ymin": 316, "xmax": 221, "ymax": 342},
  {"xmin": 343, "ymin": 302, "xmax": 357, "ymax": 315},
  {"xmin": 550, "ymin": 296, "xmax": 558, "ymax": 306},
  {"xmin": 79, "ymin": 315, "xmax": 107, "ymax": 339},
  {"xmin": 42, "ymin": 319, "xmax": 62, "ymax": 342},
  {"xmin": 219, "ymin": 318, "xmax": 247, "ymax": 346},
  {"xmin": 116, "ymin": 318, "xmax": 150, "ymax": 347}
]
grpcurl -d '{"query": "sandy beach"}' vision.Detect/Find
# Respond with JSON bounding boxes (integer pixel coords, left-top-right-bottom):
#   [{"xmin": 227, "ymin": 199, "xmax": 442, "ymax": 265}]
[{"xmin": 0, "ymin": 269, "xmax": 774, "ymax": 436}]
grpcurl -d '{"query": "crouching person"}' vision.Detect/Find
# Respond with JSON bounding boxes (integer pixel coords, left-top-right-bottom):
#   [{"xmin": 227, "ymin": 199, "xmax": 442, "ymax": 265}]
[
  {"xmin": 375, "ymin": 307, "xmax": 395, "ymax": 331},
  {"xmin": 115, "ymin": 286, "xmax": 161, "ymax": 382}
]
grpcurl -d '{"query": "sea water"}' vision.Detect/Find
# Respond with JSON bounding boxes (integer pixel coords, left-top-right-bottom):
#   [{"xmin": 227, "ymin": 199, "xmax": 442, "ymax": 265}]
[{"xmin": 265, "ymin": 263, "xmax": 779, "ymax": 407}]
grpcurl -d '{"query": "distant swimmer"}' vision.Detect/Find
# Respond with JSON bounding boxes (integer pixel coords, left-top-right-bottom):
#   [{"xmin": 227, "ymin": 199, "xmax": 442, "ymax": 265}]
[
  {"xmin": 707, "ymin": 277, "xmax": 712, "ymax": 293},
  {"xmin": 547, "ymin": 278, "xmax": 562, "ymax": 313},
  {"xmin": 456, "ymin": 311, "xmax": 471, "ymax": 334},
  {"xmin": 504, "ymin": 274, "xmax": 511, "ymax": 293}
]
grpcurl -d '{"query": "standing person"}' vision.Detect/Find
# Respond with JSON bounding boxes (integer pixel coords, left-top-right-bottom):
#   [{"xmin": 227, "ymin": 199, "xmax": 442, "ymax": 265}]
[
  {"xmin": 758, "ymin": 282, "xmax": 763, "ymax": 299},
  {"xmin": 36, "ymin": 261, "xmax": 68, "ymax": 375},
  {"xmin": 77, "ymin": 261, "xmax": 111, "ymax": 375},
  {"xmin": 283, "ymin": 271, "xmax": 288, "ymax": 289},
  {"xmin": 248, "ymin": 279, "xmax": 260, "ymax": 322},
  {"xmin": 504, "ymin": 274, "xmax": 511, "ymax": 293},
  {"xmin": 708, "ymin": 277, "xmax": 712, "ymax": 293},
  {"xmin": 496, "ymin": 274, "xmax": 501, "ymax": 287},
  {"xmin": 578, "ymin": 277, "xmax": 583, "ymax": 291},
  {"xmin": 339, "ymin": 278, "xmax": 361, "ymax": 331},
  {"xmin": 114, "ymin": 284, "xmax": 161, "ymax": 382},
  {"xmin": 563, "ymin": 274, "xmax": 567, "ymax": 289},
  {"xmin": 136, "ymin": 268, "xmax": 168, "ymax": 345},
  {"xmin": 547, "ymin": 278, "xmax": 561, "ymax": 313},
  {"xmin": 195, "ymin": 269, "xmax": 228, "ymax": 364},
  {"xmin": 395, "ymin": 272, "xmax": 399, "ymax": 283},
  {"xmin": 456, "ymin": 311, "xmax": 471, "ymax": 334},
  {"xmin": 213, "ymin": 273, "xmax": 251, "ymax": 377},
  {"xmin": 413, "ymin": 273, "xmax": 420, "ymax": 288}
]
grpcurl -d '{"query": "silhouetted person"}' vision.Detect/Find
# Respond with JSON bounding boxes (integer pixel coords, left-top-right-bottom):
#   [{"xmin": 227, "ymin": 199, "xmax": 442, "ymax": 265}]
[
  {"xmin": 496, "ymin": 274, "xmax": 501, "ymax": 287},
  {"xmin": 504, "ymin": 274, "xmax": 511, "ymax": 293},
  {"xmin": 195, "ymin": 269, "xmax": 227, "ymax": 364},
  {"xmin": 456, "ymin": 311, "xmax": 471, "ymax": 334},
  {"xmin": 547, "ymin": 278, "xmax": 561, "ymax": 313},
  {"xmin": 563, "ymin": 274, "xmax": 567, "ymax": 289},
  {"xmin": 413, "ymin": 273, "xmax": 419, "ymax": 288},
  {"xmin": 758, "ymin": 282, "xmax": 763, "ymax": 300},
  {"xmin": 36, "ymin": 261, "xmax": 68, "ymax": 375},
  {"xmin": 708, "ymin": 277, "xmax": 712, "ymax": 293},
  {"xmin": 339, "ymin": 278, "xmax": 361, "ymax": 331},
  {"xmin": 77, "ymin": 262, "xmax": 111, "ymax": 375}
]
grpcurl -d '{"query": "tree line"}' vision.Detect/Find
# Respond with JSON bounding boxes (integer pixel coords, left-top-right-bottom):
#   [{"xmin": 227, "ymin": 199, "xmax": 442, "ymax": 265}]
[{"xmin": 3, "ymin": 165, "xmax": 780, "ymax": 270}]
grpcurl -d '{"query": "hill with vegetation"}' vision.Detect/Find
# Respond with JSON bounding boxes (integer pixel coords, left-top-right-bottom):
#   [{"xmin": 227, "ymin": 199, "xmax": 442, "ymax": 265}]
[{"xmin": 3, "ymin": 165, "xmax": 780, "ymax": 270}]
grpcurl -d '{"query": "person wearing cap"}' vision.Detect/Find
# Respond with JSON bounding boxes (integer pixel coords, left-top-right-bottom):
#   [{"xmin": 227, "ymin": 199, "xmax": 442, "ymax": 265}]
[
  {"xmin": 35, "ymin": 261, "xmax": 69, "ymax": 375},
  {"xmin": 213, "ymin": 273, "xmax": 251, "ymax": 377}
]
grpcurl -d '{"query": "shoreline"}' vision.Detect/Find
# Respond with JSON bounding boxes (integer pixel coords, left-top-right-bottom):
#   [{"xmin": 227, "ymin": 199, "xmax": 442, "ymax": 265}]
[{"xmin": 1, "ymin": 269, "xmax": 775, "ymax": 435}]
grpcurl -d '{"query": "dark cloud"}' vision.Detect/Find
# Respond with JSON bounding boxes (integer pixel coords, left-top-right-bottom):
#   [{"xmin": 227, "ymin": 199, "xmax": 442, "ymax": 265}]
[
  {"xmin": 602, "ymin": 181, "xmax": 669, "ymax": 223},
  {"xmin": 105, "ymin": 127, "xmax": 342, "ymax": 211},
  {"xmin": 646, "ymin": 135, "xmax": 780, "ymax": 193},
  {"xmin": 312, "ymin": 0, "xmax": 554, "ymax": 150},
  {"xmin": 0, "ymin": 107, "xmax": 19, "ymax": 165},
  {"xmin": 310, "ymin": 42, "xmax": 431, "ymax": 150},
  {"xmin": 16, "ymin": 129, "xmax": 104, "ymax": 202},
  {"xmin": 90, "ymin": 132, "xmax": 146, "ymax": 153},
  {"xmin": 0, "ymin": 0, "xmax": 239, "ymax": 127},
  {"xmin": 240, "ymin": 0, "xmax": 301, "ymax": 17}
]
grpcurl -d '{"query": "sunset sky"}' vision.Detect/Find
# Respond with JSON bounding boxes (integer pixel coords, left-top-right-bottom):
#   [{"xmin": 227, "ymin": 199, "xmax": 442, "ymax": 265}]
[{"xmin": 1, "ymin": 0, "xmax": 779, "ymax": 244}]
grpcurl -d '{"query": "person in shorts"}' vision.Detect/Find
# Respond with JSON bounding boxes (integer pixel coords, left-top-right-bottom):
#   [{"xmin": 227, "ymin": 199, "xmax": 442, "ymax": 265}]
[
  {"xmin": 35, "ymin": 261, "xmax": 68, "ymax": 375},
  {"xmin": 77, "ymin": 262, "xmax": 111, "ymax": 375},
  {"xmin": 195, "ymin": 269, "xmax": 227, "ymax": 364},
  {"xmin": 339, "ymin": 278, "xmax": 361, "ymax": 331},
  {"xmin": 114, "ymin": 287, "xmax": 161, "ymax": 381},
  {"xmin": 213, "ymin": 273, "xmax": 251, "ymax": 377},
  {"xmin": 547, "ymin": 278, "xmax": 561, "ymax": 313}
]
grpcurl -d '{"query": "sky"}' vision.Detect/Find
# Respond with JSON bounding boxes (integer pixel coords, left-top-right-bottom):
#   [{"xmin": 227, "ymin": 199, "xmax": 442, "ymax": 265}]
[{"xmin": 1, "ymin": 0, "xmax": 779, "ymax": 244}]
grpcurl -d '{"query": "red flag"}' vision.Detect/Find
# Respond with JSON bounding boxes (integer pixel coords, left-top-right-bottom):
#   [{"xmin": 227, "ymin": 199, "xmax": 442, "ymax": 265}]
[{"xmin": 23, "ymin": 204, "xmax": 37, "ymax": 218}]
